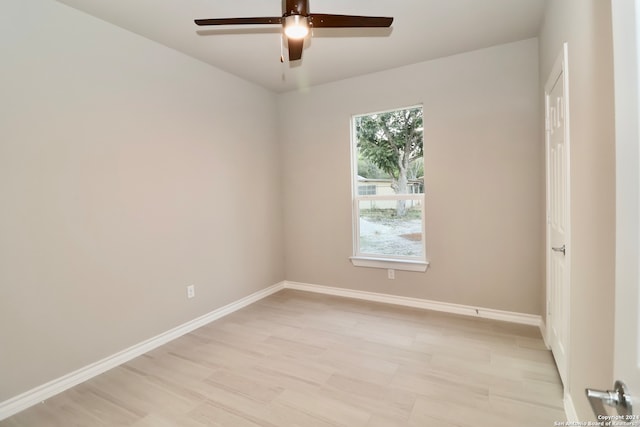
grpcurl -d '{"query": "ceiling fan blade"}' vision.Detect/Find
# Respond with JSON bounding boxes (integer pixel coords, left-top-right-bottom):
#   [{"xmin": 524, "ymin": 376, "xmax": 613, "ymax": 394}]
[
  {"xmin": 195, "ymin": 17, "xmax": 282, "ymax": 26},
  {"xmin": 309, "ymin": 14, "xmax": 393, "ymax": 28},
  {"xmin": 288, "ymin": 38, "xmax": 304, "ymax": 61}
]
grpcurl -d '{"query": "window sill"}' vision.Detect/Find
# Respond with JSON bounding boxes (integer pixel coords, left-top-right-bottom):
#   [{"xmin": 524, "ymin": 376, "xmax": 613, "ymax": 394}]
[{"xmin": 350, "ymin": 256, "xmax": 429, "ymax": 272}]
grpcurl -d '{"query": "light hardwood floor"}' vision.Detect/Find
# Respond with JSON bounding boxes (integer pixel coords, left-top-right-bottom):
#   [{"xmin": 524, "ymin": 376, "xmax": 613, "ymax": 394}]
[{"xmin": 2, "ymin": 290, "xmax": 565, "ymax": 426}]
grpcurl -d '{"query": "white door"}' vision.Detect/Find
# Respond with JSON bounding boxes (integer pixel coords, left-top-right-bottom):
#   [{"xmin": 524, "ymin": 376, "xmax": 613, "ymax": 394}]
[
  {"xmin": 586, "ymin": 0, "xmax": 640, "ymax": 418},
  {"xmin": 613, "ymin": 0, "xmax": 640, "ymax": 414},
  {"xmin": 545, "ymin": 43, "xmax": 571, "ymax": 386}
]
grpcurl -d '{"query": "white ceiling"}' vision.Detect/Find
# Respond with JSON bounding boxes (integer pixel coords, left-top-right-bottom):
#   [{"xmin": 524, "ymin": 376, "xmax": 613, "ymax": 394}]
[{"xmin": 56, "ymin": 0, "xmax": 545, "ymax": 93}]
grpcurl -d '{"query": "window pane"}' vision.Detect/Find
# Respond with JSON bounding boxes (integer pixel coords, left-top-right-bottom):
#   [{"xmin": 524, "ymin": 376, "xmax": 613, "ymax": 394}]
[
  {"xmin": 355, "ymin": 106, "xmax": 424, "ymax": 195},
  {"xmin": 358, "ymin": 200, "xmax": 423, "ymax": 257}
]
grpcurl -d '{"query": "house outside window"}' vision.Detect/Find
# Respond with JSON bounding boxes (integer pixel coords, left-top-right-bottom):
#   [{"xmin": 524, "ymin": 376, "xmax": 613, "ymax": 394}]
[{"xmin": 350, "ymin": 105, "xmax": 428, "ymax": 272}]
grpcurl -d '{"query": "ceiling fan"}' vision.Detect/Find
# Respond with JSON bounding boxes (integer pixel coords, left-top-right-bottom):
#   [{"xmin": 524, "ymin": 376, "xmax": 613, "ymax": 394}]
[{"xmin": 195, "ymin": 0, "xmax": 393, "ymax": 62}]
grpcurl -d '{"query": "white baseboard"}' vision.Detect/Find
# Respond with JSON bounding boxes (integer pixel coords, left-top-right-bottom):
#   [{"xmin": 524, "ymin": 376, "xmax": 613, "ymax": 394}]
[
  {"xmin": 0, "ymin": 282, "xmax": 285, "ymax": 421},
  {"xmin": 539, "ymin": 319, "xmax": 551, "ymax": 349},
  {"xmin": 564, "ymin": 390, "xmax": 579, "ymax": 422},
  {"xmin": 283, "ymin": 281, "xmax": 542, "ymax": 327}
]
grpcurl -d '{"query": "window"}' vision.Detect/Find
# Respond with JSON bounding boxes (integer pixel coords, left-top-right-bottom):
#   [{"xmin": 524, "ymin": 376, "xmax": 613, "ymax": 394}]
[
  {"xmin": 357, "ymin": 184, "xmax": 377, "ymax": 196},
  {"xmin": 350, "ymin": 105, "xmax": 428, "ymax": 271}
]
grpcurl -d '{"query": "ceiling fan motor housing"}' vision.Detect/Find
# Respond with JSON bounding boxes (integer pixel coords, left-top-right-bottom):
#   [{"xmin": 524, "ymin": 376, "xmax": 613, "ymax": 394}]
[{"xmin": 286, "ymin": 0, "xmax": 309, "ymax": 17}]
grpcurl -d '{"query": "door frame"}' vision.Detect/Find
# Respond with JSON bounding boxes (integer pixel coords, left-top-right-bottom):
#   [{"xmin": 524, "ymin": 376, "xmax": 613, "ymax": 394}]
[{"xmin": 544, "ymin": 42, "xmax": 571, "ymax": 386}]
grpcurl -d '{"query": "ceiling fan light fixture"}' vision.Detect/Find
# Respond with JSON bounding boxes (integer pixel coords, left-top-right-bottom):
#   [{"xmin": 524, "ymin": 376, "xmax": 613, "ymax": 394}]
[{"xmin": 284, "ymin": 15, "xmax": 309, "ymax": 39}]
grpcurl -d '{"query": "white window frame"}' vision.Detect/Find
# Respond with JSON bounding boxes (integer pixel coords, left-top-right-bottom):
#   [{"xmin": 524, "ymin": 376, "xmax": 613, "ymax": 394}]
[{"xmin": 349, "ymin": 105, "xmax": 429, "ymax": 272}]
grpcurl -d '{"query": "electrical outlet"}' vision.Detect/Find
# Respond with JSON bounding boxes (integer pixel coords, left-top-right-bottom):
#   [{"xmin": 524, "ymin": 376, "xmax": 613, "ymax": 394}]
[
  {"xmin": 187, "ymin": 285, "xmax": 195, "ymax": 299},
  {"xmin": 387, "ymin": 269, "xmax": 395, "ymax": 280}
]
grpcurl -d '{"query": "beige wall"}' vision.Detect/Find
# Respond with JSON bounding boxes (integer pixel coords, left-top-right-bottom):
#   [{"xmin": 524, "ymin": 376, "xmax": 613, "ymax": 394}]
[
  {"xmin": 0, "ymin": 0, "xmax": 284, "ymax": 401},
  {"xmin": 279, "ymin": 39, "xmax": 543, "ymax": 315},
  {"xmin": 539, "ymin": 0, "xmax": 616, "ymax": 420}
]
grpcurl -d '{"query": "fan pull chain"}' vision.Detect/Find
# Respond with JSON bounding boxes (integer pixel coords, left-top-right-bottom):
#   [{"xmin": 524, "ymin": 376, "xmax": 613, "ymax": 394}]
[{"xmin": 280, "ymin": 33, "xmax": 284, "ymax": 63}]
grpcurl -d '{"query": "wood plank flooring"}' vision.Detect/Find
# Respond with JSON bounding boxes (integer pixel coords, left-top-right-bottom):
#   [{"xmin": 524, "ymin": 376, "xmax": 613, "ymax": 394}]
[{"xmin": 1, "ymin": 290, "xmax": 565, "ymax": 426}]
